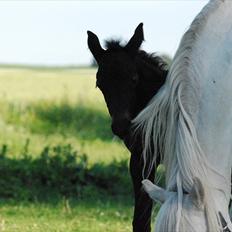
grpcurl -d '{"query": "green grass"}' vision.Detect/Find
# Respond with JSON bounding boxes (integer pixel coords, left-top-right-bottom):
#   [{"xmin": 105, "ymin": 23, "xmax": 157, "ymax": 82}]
[
  {"xmin": 0, "ymin": 199, "xmax": 133, "ymax": 232},
  {"xmin": 0, "ymin": 67, "xmax": 129, "ymax": 163},
  {"xmin": 0, "ymin": 67, "xmax": 134, "ymax": 231}
]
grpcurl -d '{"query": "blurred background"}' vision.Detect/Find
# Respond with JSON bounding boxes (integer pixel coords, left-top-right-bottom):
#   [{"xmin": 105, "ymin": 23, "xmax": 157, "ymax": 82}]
[{"xmin": 0, "ymin": 1, "xmax": 207, "ymax": 231}]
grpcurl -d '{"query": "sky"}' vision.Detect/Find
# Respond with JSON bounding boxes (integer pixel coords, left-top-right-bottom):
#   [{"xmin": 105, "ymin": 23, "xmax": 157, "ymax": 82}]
[{"xmin": 0, "ymin": 0, "xmax": 208, "ymax": 66}]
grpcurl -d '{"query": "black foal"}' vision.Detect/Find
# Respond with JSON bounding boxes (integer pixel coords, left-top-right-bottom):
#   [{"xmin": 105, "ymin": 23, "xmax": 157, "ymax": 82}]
[{"xmin": 87, "ymin": 23, "xmax": 167, "ymax": 232}]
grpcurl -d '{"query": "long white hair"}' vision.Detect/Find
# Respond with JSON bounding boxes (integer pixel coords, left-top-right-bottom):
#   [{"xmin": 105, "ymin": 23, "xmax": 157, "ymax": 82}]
[{"xmin": 133, "ymin": 0, "xmax": 228, "ymax": 231}]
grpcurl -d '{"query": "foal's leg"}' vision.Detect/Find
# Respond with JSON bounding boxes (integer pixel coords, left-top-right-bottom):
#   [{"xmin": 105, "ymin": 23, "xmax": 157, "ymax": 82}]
[{"xmin": 129, "ymin": 153, "xmax": 155, "ymax": 232}]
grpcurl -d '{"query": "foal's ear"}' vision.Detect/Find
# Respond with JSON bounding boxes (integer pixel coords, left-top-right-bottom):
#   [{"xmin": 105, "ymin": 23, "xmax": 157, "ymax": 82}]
[
  {"xmin": 125, "ymin": 23, "xmax": 144, "ymax": 54},
  {"xmin": 87, "ymin": 31, "xmax": 105, "ymax": 63},
  {"xmin": 142, "ymin": 179, "xmax": 171, "ymax": 203},
  {"xmin": 190, "ymin": 178, "xmax": 205, "ymax": 209}
]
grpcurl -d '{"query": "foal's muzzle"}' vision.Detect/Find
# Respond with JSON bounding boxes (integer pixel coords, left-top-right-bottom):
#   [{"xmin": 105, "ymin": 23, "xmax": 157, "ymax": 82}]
[{"xmin": 111, "ymin": 117, "xmax": 131, "ymax": 139}]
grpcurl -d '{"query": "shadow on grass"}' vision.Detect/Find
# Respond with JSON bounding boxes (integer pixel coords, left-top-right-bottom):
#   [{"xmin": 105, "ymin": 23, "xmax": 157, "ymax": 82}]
[
  {"xmin": 4, "ymin": 100, "xmax": 115, "ymax": 142},
  {"xmin": 32, "ymin": 102, "xmax": 113, "ymax": 141},
  {"xmin": 0, "ymin": 143, "xmax": 131, "ymax": 204}
]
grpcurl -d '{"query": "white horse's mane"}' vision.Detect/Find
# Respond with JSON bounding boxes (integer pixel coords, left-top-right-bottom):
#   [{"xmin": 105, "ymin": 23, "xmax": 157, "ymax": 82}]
[{"xmin": 133, "ymin": 0, "xmax": 228, "ymax": 231}]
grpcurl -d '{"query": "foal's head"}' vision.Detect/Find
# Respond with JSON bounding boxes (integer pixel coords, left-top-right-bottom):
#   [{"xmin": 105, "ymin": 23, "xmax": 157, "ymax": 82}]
[
  {"xmin": 87, "ymin": 23, "xmax": 144, "ymax": 139},
  {"xmin": 87, "ymin": 23, "xmax": 166, "ymax": 139}
]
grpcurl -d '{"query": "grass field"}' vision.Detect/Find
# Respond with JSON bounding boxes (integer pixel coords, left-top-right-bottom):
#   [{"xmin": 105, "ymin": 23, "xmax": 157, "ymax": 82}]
[
  {"xmin": 0, "ymin": 67, "xmax": 129, "ymax": 163},
  {"xmin": 0, "ymin": 199, "xmax": 132, "ymax": 232},
  {"xmin": 0, "ymin": 67, "xmax": 138, "ymax": 232}
]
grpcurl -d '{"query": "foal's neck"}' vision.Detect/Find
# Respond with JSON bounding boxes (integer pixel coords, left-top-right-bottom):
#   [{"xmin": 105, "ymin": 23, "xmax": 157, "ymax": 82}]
[{"xmin": 133, "ymin": 52, "xmax": 167, "ymax": 117}]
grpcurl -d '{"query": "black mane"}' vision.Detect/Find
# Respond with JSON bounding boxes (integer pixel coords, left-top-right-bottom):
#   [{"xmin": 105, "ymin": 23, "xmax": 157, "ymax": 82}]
[
  {"xmin": 105, "ymin": 39, "xmax": 168, "ymax": 71},
  {"xmin": 137, "ymin": 50, "xmax": 168, "ymax": 72}
]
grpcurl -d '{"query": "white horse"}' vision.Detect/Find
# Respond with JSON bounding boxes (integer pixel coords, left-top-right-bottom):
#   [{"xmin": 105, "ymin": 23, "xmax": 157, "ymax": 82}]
[{"xmin": 133, "ymin": 0, "xmax": 232, "ymax": 231}]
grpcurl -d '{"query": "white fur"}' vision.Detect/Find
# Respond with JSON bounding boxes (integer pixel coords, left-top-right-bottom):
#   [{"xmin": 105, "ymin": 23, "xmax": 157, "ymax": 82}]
[
  {"xmin": 142, "ymin": 179, "xmax": 173, "ymax": 203},
  {"xmin": 133, "ymin": 0, "xmax": 232, "ymax": 231}
]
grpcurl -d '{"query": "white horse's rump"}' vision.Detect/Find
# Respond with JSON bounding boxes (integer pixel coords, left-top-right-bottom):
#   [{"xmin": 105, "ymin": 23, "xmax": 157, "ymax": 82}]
[{"xmin": 133, "ymin": 0, "xmax": 232, "ymax": 231}]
